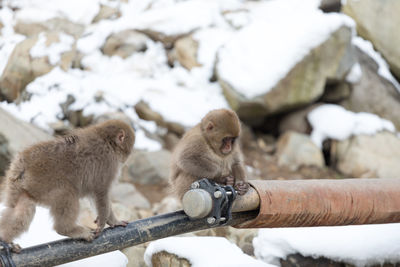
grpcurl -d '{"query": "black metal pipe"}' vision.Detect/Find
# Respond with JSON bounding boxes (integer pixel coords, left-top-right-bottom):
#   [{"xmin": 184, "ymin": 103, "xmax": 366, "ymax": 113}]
[{"xmin": 5, "ymin": 210, "xmax": 257, "ymax": 267}]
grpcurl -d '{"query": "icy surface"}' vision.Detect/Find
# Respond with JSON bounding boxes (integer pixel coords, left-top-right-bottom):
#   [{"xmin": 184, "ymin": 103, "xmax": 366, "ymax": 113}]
[
  {"xmin": 144, "ymin": 236, "xmax": 273, "ymax": 267},
  {"xmin": 353, "ymin": 36, "xmax": 400, "ymax": 92},
  {"xmin": 217, "ymin": 0, "xmax": 354, "ymax": 99},
  {"xmin": 308, "ymin": 104, "xmax": 395, "ymax": 147},
  {"xmin": 254, "ymin": 224, "xmax": 400, "ymax": 267},
  {"xmin": 0, "ymin": 204, "xmax": 128, "ymax": 267}
]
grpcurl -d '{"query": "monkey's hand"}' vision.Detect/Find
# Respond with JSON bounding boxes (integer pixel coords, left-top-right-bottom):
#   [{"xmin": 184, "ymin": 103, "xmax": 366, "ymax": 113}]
[
  {"xmin": 234, "ymin": 181, "xmax": 249, "ymax": 196},
  {"xmin": 223, "ymin": 176, "xmax": 235, "ymax": 186}
]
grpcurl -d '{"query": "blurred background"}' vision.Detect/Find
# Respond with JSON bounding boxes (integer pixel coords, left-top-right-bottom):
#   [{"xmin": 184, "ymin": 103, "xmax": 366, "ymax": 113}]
[{"xmin": 0, "ymin": 0, "xmax": 399, "ymax": 266}]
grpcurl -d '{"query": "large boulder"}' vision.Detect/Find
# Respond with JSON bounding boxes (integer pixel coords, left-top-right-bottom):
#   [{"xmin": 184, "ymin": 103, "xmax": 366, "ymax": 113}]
[
  {"xmin": 168, "ymin": 34, "xmax": 201, "ymax": 70},
  {"xmin": 333, "ymin": 132, "xmax": 400, "ymax": 178},
  {"xmin": 276, "ymin": 131, "xmax": 325, "ymax": 171},
  {"xmin": 125, "ymin": 149, "xmax": 172, "ymax": 185},
  {"xmin": 0, "ymin": 32, "xmax": 76, "ymax": 102},
  {"xmin": 14, "ymin": 18, "xmax": 84, "ymax": 39},
  {"xmin": 340, "ymin": 48, "xmax": 400, "ymax": 130},
  {"xmin": 218, "ymin": 25, "xmax": 355, "ymax": 124},
  {"xmin": 0, "ymin": 108, "xmax": 51, "ymax": 175},
  {"xmin": 343, "ymin": 0, "xmax": 400, "ymax": 79}
]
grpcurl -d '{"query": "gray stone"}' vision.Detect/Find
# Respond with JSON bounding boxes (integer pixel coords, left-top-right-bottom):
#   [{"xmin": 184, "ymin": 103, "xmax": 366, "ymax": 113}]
[
  {"xmin": 92, "ymin": 4, "xmax": 121, "ymax": 23},
  {"xmin": 150, "ymin": 251, "xmax": 190, "ymax": 267},
  {"xmin": 276, "ymin": 131, "xmax": 325, "ymax": 171},
  {"xmin": 110, "ymin": 182, "xmax": 151, "ymax": 209},
  {"xmin": 279, "ymin": 104, "xmax": 322, "ymax": 135},
  {"xmin": 343, "ymin": 0, "xmax": 400, "ymax": 79},
  {"xmin": 0, "ymin": 108, "xmax": 51, "ymax": 175},
  {"xmin": 334, "ymin": 132, "xmax": 400, "ymax": 178},
  {"xmin": 169, "ymin": 35, "xmax": 201, "ymax": 70},
  {"xmin": 102, "ymin": 30, "xmax": 149, "ymax": 59},
  {"xmin": 15, "ymin": 18, "xmax": 84, "ymax": 39},
  {"xmin": 126, "ymin": 149, "xmax": 172, "ymax": 185},
  {"xmin": 340, "ymin": 48, "xmax": 400, "ymax": 130},
  {"xmin": 218, "ymin": 26, "xmax": 355, "ymax": 125},
  {"xmin": 0, "ymin": 32, "xmax": 76, "ymax": 102}
]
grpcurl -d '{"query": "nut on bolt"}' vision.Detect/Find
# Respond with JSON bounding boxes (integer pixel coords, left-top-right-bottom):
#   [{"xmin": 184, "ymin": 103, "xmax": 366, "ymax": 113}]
[
  {"xmin": 207, "ymin": 217, "xmax": 216, "ymax": 224},
  {"xmin": 191, "ymin": 181, "xmax": 200, "ymax": 189},
  {"xmin": 214, "ymin": 190, "xmax": 222, "ymax": 198}
]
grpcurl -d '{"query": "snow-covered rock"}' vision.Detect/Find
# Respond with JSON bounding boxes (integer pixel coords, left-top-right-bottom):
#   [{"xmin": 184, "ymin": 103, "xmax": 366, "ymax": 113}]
[
  {"xmin": 343, "ymin": 0, "xmax": 400, "ymax": 79},
  {"xmin": 216, "ymin": 1, "xmax": 355, "ymax": 123},
  {"xmin": 333, "ymin": 131, "xmax": 400, "ymax": 178}
]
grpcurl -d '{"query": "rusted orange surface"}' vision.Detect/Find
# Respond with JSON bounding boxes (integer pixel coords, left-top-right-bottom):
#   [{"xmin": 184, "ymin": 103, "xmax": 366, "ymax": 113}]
[{"xmin": 235, "ymin": 179, "xmax": 400, "ymax": 228}]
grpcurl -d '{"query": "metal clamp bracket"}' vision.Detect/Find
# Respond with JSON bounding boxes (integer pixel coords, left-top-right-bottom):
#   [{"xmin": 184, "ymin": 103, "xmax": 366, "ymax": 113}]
[{"xmin": 182, "ymin": 178, "xmax": 237, "ymax": 226}]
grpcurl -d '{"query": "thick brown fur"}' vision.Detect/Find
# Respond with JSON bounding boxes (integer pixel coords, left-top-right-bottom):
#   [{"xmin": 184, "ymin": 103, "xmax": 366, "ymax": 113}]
[
  {"xmin": 0, "ymin": 120, "xmax": 135, "ymax": 250},
  {"xmin": 170, "ymin": 109, "xmax": 249, "ymax": 199}
]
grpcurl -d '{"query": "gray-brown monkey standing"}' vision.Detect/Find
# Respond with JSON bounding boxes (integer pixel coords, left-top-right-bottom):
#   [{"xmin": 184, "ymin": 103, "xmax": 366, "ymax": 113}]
[
  {"xmin": 170, "ymin": 109, "xmax": 249, "ymax": 199},
  {"xmin": 0, "ymin": 120, "xmax": 135, "ymax": 252}
]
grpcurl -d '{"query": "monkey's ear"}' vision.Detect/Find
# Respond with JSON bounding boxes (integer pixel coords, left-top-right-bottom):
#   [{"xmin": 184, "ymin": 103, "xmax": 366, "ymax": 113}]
[
  {"xmin": 116, "ymin": 130, "xmax": 126, "ymax": 144},
  {"xmin": 206, "ymin": 122, "xmax": 214, "ymax": 131}
]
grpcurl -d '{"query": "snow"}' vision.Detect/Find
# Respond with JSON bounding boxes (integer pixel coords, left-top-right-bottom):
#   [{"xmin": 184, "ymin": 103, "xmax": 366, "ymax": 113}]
[
  {"xmin": 308, "ymin": 104, "xmax": 395, "ymax": 148},
  {"xmin": 254, "ymin": 224, "xmax": 400, "ymax": 267},
  {"xmin": 345, "ymin": 63, "xmax": 362, "ymax": 83},
  {"xmin": 0, "ymin": 204, "xmax": 128, "ymax": 267},
  {"xmin": 353, "ymin": 36, "xmax": 400, "ymax": 92},
  {"xmin": 30, "ymin": 33, "xmax": 75, "ymax": 65},
  {"xmin": 11, "ymin": 0, "xmax": 103, "ymax": 25},
  {"xmin": 144, "ymin": 236, "xmax": 273, "ymax": 267},
  {"xmin": 217, "ymin": 0, "xmax": 354, "ymax": 99}
]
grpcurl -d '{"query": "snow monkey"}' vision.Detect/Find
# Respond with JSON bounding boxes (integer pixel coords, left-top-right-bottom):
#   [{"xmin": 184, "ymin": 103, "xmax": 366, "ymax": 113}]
[
  {"xmin": 170, "ymin": 109, "xmax": 249, "ymax": 199},
  {"xmin": 0, "ymin": 120, "xmax": 135, "ymax": 252}
]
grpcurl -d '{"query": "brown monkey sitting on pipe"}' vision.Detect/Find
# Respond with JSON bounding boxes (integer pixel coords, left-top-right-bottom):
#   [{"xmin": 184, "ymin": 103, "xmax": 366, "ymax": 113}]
[{"xmin": 170, "ymin": 109, "xmax": 249, "ymax": 200}]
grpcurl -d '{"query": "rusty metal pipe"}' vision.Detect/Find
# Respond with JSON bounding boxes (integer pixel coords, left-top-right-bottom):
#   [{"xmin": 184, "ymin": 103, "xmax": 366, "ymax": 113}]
[{"xmin": 235, "ymin": 178, "xmax": 400, "ymax": 228}]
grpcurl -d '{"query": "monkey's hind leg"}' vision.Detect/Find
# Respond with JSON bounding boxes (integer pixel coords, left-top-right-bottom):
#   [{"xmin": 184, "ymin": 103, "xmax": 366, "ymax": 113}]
[
  {"xmin": 50, "ymin": 193, "xmax": 95, "ymax": 242},
  {"xmin": 0, "ymin": 192, "xmax": 36, "ymax": 253}
]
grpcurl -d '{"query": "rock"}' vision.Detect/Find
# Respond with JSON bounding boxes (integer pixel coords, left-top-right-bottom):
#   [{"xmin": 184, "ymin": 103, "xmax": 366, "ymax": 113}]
[
  {"xmin": 102, "ymin": 30, "xmax": 149, "ymax": 59},
  {"xmin": 319, "ymin": 0, "xmax": 341, "ymax": 13},
  {"xmin": 343, "ymin": 0, "xmax": 400, "ymax": 79},
  {"xmin": 169, "ymin": 35, "xmax": 201, "ymax": 70},
  {"xmin": 280, "ymin": 254, "xmax": 345, "ymax": 267},
  {"xmin": 110, "ymin": 182, "xmax": 151, "ymax": 209},
  {"xmin": 92, "ymin": 4, "xmax": 121, "ymax": 23},
  {"xmin": 0, "ymin": 107, "xmax": 51, "ymax": 156},
  {"xmin": 15, "ymin": 18, "xmax": 84, "ymax": 39},
  {"xmin": 0, "ymin": 32, "xmax": 76, "ymax": 102},
  {"xmin": 340, "ymin": 48, "xmax": 400, "ymax": 130},
  {"xmin": 60, "ymin": 94, "xmax": 93, "ymax": 127},
  {"xmin": 150, "ymin": 251, "xmax": 190, "ymax": 267},
  {"xmin": 321, "ymin": 82, "xmax": 351, "ymax": 102},
  {"xmin": 125, "ymin": 149, "xmax": 171, "ymax": 185},
  {"xmin": 333, "ymin": 132, "xmax": 400, "ymax": 178},
  {"xmin": 135, "ymin": 101, "xmax": 185, "ymax": 136},
  {"xmin": 279, "ymin": 104, "xmax": 322, "ymax": 135},
  {"xmin": 0, "ymin": 133, "xmax": 11, "ymax": 176},
  {"xmin": 218, "ymin": 25, "xmax": 355, "ymax": 125},
  {"xmin": 276, "ymin": 131, "xmax": 325, "ymax": 171},
  {"xmin": 122, "ymin": 244, "xmax": 147, "ymax": 267}
]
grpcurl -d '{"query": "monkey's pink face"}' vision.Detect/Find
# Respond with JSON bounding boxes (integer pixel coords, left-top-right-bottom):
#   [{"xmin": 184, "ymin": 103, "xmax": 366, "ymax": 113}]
[{"xmin": 220, "ymin": 137, "xmax": 237, "ymax": 155}]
